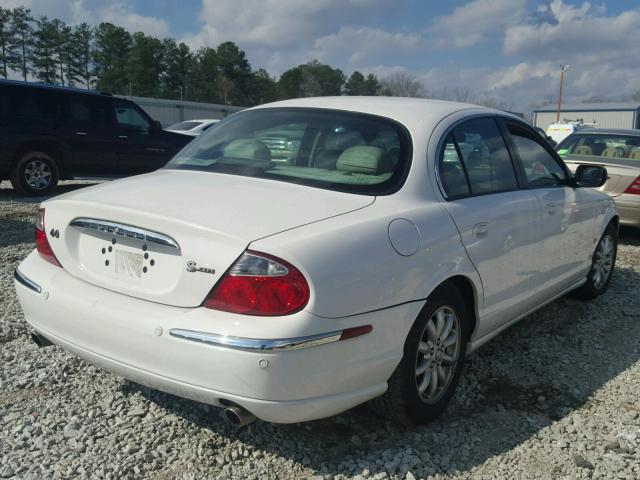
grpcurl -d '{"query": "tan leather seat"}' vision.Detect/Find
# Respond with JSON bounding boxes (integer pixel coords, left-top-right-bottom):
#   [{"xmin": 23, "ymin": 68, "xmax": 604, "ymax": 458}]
[
  {"xmin": 601, "ymin": 147, "xmax": 621, "ymax": 158},
  {"xmin": 575, "ymin": 145, "xmax": 592, "ymax": 156},
  {"xmin": 629, "ymin": 149, "xmax": 640, "ymax": 160}
]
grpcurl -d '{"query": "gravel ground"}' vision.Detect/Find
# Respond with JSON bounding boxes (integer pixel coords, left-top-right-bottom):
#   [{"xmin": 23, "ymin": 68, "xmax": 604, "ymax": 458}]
[{"xmin": 1, "ymin": 179, "xmax": 640, "ymax": 480}]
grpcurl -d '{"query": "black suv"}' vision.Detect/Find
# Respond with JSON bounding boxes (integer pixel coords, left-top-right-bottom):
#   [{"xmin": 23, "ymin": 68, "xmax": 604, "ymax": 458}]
[{"xmin": 0, "ymin": 80, "xmax": 192, "ymax": 195}]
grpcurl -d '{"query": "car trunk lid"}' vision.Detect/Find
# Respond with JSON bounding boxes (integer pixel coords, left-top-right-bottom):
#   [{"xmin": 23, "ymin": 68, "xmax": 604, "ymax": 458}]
[{"xmin": 43, "ymin": 170, "xmax": 373, "ymax": 307}]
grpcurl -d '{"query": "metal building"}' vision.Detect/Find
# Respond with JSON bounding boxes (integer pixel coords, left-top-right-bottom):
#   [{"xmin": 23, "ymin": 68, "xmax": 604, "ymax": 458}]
[
  {"xmin": 116, "ymin": 94, "xmax": 245, "ymax": 127},
  {"xmin": 533, "ymin": 102, "xmax": 640, "ymax": 131}
]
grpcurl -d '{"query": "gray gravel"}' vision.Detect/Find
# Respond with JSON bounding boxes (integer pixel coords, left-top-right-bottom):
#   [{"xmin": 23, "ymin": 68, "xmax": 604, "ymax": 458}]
[{"xmin": 1, "ymin": 179, "xmax": 640, "ymax": 480}]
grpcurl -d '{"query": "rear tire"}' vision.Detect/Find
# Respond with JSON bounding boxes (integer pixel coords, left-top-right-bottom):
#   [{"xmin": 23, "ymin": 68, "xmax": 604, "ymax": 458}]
[
  {"xmin": 370, "ymin": 284, "xmax": 470, "ymax": 425},
  {"xmin": 10, "ymin": 151, "xmax": 59, "ymax": 196},
  {"xmin": 571, "ymin": 224, "xmax": 617, "ymax": 300}
]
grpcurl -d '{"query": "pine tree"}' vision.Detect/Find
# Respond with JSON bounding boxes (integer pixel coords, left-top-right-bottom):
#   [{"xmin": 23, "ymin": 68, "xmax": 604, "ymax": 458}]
[
  {"xmin": 31, "ymin": 16, "xmax": 59, "ymax": 84},
  {"xmin": 160, "ymin": 38, "xmax": 191, "ymax": 99},
  {"xmin": 126, "ymin": 32, "xmax": 164, "ymax": 97},
  {"xmin": 8, "ymin": 6, "xmax": 33, "ymax": 81},
  {"xmin": 93, "ymin": 22, "xmax": 132, "ymax": 94},
  {"xmin": 190, "ymin": 47, "xmax": 219, "ymax": 103},
  {"xmin": 70, "ymin": 23, "xmax": 93, "ymax": 88},
  {"xmin": 0, "ymin": 7, "xmax": 16, "ymax": 79}
]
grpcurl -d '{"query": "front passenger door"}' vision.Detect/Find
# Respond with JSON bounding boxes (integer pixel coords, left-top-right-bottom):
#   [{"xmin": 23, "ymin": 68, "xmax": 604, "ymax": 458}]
[
  {"xmin": 112, "ymin": 100, "xmax": 173, "ymax": 173},
  {"xmin": 505, "ymin": 123, "xmax": 594, "ymax": 297}
]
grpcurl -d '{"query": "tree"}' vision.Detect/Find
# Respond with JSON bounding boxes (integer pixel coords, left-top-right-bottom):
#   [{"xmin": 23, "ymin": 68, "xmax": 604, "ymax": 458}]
[
  {"xmin": 216, "ymin": 41, "xmax": 252, "ymax": 105},
  {"xmin": 380, "ymin": 71, "xmax": 424, "ymax": 97},
  {"xmin": 190, "ymin": 47, "xmax": 219, "ymax": 103},
  {"xmin": 93, "ymin": 22, "xmax": 132, "ymax": 94},
  {"xmin": 345, "ymin": 71, "xmax": 366, "ymax": 95},
  {"xmin": 70, "ymin": 23, "xmax": 94, "ymax": 88},
  {"xmin": 362, "ymin": 73, "xmax": 381, "ymax": 95},
  {"xmin": 9, "ymin": 6, "xmax": 33, "ymax": 81},
  {"xmin": 31, "ymin": 16, "xmax": 59, "ymax": 84},
  {"xmin": 0, "ymin": 7, "xmax": 16, "ymax": 79},
  {"xmin": 247, "ymin": 68, "xmax": 277, "ymax": 105},
  {"xmin": 278, "ymin": 60, "xmax": 345, "ymax": 99},
  {"xmin": 160, "ymin": 38, "xmax": 192, "ymax": 100},
  {"xmin": 126, "ymin": 32, "xmax": 164, "ymax": 97}
]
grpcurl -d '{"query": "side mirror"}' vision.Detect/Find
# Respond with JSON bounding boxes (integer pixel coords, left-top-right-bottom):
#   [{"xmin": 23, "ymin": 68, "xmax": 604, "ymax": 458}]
[
  {"xmin": 151, "ymin": 120, "xmax": 162, "ymax": 131},
  {"xmin": 574, "ymin": 164, "xmax": 607, "ymax": 188}
]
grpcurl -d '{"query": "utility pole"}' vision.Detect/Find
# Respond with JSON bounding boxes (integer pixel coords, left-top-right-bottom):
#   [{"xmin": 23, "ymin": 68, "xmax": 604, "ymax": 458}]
[{"xmin": 556, "ymin": 65, "xmax": 569, "ymax": 122}]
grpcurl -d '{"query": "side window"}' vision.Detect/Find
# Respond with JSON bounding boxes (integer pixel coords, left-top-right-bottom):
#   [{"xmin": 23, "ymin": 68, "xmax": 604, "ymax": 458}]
[
  {"xmin": 441, "ymin": 117, "xmax": 518, "ymax": 197},
  {"xmin": 113, "ymin": 100, "xmax": 151, "ymax": 131},
  {"xmin": 509, "ymin": 128, "xmax": 566, "ymax": 187},
  {"xmin": 439, "ymin": 134, "xmax": 470, "ymax": 197},
  {"xmin": 64, "ymin": 94, "xmax": 112, "ymax": 127}
]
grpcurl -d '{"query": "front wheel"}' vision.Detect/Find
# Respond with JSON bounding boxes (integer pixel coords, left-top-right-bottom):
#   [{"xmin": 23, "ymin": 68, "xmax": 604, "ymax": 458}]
[
  {"xmin": 571, "ymin": 225, "xmax": 617, "ymax": 300},
  {"xmin": 10, "ymin": 151, "xmax": 59, "ymax": 196},
  {"xmin": 370, "ymin": 284, "xmax": 470, "ymax": 425}
]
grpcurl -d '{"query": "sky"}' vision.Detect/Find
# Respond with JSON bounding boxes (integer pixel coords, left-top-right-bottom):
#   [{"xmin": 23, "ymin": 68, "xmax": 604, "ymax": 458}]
[{"xmin": 3, "ymin": 0, "xmax": 640, "ymax": 111}]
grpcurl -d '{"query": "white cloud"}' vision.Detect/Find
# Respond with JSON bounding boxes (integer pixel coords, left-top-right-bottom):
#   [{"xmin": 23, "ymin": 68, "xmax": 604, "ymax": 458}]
[
  {"xmin": 185, "ymin": 0, "xmax": 395, "ymax": 49},
  {"xmin": 425, "ymin": 0, "xmax": 526, "ymax": 49},
  {"xmin": 4, "ymin": 0, "xmax": 169, "ymax": 36},
  {"xmin": 504, "ymin": 0, "xmax": 640, "ymax": 57}
]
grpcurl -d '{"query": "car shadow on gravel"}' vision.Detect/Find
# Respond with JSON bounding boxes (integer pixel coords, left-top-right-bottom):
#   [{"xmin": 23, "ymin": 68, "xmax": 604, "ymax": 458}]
[
  {"xmin": 619, "ymin": 226, "xmax": 640, "ymax": 246},
  {"xmin": 0, "ymin": 181, "xmax": 98, "ymax": 204},
  {"xmin": 129, "ymin": 263, "xmax": 640, "ymax": 478}
]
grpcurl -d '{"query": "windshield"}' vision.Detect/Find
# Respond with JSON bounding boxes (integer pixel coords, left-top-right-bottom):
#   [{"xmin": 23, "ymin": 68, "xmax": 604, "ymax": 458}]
[
  {"xmin": 558, "ymin": 133, "xmax": 640, "ymax": 161},
  {"xmin": 166, "ymin": 108, "xmax": 411, "ymax": 195},
  {"xmin": 168, "ymin": 121, "xmax": 202, "ymax": 131}
]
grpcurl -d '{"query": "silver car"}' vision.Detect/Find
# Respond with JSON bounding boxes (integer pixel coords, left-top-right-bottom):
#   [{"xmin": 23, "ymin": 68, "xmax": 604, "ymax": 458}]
[{"xmin": 558, "ymin": 128, "xmax": 640, "ymax": 227}]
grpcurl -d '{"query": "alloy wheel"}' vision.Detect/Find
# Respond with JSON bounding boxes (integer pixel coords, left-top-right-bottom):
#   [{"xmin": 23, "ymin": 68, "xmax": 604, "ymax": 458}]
[
  {"xmin": 23, "ymin": 159, "xmax": 52, "ymax": 191},
  {"xmin": 592, "ymin": 234, "xmax": 614, "ymax": 289},
  {"xmin": 415, "ymin": 305, "xmax": 461, "ymax": 404}
]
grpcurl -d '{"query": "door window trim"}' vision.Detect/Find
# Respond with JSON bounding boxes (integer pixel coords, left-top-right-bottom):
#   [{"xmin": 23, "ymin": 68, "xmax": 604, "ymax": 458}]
[
  {"xmin": 499, "ymin": 118, "xmax": 572, "ymax": 190},
  {"xmin": 435, "ymin": 114, "xmax": 523, "ymax": 201}
]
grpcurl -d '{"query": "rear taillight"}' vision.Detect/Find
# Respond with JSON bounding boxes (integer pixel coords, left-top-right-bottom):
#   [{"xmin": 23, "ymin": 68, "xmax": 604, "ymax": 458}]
[
  {"xmin": 205, "ymin": 251, "xmax": 309, "ymax": 316},
  {"xmin": 35, "ymin": 208, "xmax": 61, "ymax": 267},
  {"xmin": 624, "ymin": 176, "xmax": 640, "ymax": 195}
]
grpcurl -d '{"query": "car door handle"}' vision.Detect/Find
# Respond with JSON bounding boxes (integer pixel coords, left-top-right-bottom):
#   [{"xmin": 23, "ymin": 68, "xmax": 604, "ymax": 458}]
[
  {"xmin": 472, "ymin": 222, "xmax": 489, "ymax": 238},
  {"xmin": 118, "ymin": 135, "xmax": 128, "ymax": 140},
  {"xmin": 145, "ymin": 147, "xmax": 166, "ymax": 152},
  {"xmin": 75, "ymin": 131, "xmax": 87, "ymax": 136}
]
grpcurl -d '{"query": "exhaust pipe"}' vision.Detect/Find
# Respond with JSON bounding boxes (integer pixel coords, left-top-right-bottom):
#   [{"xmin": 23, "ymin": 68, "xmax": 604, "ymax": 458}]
[
  {"xmin": 31, "ymin": 332, "xmax": 54, "ymax": 348},
  {"xmin": 222, "ymin": 406, "xmax": 257, "ymax": 427}
]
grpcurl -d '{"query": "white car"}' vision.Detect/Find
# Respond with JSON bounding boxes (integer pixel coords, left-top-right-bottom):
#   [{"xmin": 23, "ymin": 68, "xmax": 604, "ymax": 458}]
[
  {"xmin": 15, "ymin": 97, "xmax": 618, "ymax": 426},
  {"xmin": 165, "ymin": 118, "xmax": 220, "ymax": 136}
]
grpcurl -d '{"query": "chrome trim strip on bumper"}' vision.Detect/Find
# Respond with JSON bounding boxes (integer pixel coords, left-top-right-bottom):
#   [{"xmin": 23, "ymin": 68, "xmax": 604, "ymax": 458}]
[
  {"xmin": 14, "ymin": 269, "xmax": 42, "ymax": 294},
  {"xmin": 169, "ymin": 328, "xmax": 343, "ymax": 352},
  {"xmin": 69, "ymin": 218, "xmax": 180, "ymax": 251}
]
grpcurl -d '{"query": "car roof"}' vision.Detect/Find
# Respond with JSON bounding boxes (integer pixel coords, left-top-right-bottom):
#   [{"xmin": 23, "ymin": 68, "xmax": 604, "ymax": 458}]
[
  {"xmin": 0, "ymin": 79, "xmax": 111, "ymax": 97},
  {"xmin": 569, "ymin": 128, "xmax": 640, "ymax": 136},
  {"xmin": 251, "ymin": 96, "xmax": 512, "ymax": 131}
]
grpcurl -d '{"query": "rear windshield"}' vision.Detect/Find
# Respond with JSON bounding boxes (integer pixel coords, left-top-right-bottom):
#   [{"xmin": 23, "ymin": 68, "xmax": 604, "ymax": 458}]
[
  {"xmin": 559, "ymin": 133, "xmax": 640, "ymax": 161},
  {"xmin": 166, "ymin": 108, "xmax": 411, "ymax": 195},
  {"xmin": 168, "ymin": 121, "xmax": 202, "ymax": 130}
]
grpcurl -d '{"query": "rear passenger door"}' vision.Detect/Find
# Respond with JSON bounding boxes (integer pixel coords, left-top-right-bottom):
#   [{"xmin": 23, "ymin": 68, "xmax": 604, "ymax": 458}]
[
  {"xmin": 504, "ymin": 122, "xmax": 594, "ymax": 296},
  {"xmin": 59, "ymin": 93, "xmax": 119, "ymax": 176},
  {"xmin": 438, "ymin": 117, "xmax": 542, "ymax": 334}
]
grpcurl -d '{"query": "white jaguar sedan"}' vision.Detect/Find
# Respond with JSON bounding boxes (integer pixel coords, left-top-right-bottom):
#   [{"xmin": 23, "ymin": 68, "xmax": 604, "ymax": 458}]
[{"xmin": 15, "ymin": 97, "xmax": 618, "ymax": 426}]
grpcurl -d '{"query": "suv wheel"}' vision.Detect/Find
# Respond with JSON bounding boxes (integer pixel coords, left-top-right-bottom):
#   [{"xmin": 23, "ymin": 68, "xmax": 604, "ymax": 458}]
[
  {"xmin": 10, "ymin": 151, "xmax": 59, "ymax": 196},
  {"xmin": 370, "ymin": 284, "xmax": 470, "ymax": 425}
]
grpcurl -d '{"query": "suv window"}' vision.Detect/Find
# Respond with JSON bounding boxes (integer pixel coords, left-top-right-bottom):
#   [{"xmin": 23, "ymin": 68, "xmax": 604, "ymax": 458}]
[
  {"xmin": 63, "ymin": 94, "xmax": 113, "ymax": 127},
  {"xmin": 509, "ymin": 127, "xmax": 566, "ymax": 187},
  {"xmin": 439, "ymin": 117, "xmax": 518, "ymax": 197},
  {"xmin": 0, "ymin": 85, "xmax": 57, "ymax": 122},
  {"xmin": 113, "ymin": 100, "xmax": 151, "ymax": 131}
]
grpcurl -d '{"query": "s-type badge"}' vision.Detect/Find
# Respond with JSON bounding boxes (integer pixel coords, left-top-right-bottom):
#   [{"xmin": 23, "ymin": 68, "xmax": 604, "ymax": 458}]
[{"xmin": 186, "ymin": 261, "xmax": 215, "ymax": 275}]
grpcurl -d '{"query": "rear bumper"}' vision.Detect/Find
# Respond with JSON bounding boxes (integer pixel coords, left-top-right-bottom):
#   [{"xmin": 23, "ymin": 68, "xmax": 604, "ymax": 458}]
[
  {"xmin": 614, "ymin": 194, "xmax": 640, "ymax": 227},
  {"xmin": 15, "ymin": 251, "xmax": 422, "ymax": 423}
]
